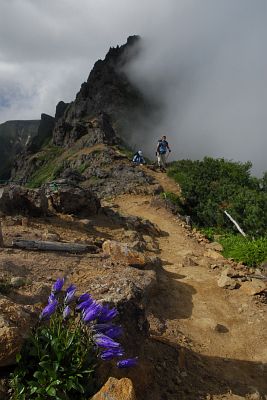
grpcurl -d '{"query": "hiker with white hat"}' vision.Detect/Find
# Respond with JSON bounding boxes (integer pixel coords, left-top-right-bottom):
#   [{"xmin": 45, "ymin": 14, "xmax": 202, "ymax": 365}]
[{"xmin": 132, "ymin": 150, "xmax": 145, "ymax": 165}]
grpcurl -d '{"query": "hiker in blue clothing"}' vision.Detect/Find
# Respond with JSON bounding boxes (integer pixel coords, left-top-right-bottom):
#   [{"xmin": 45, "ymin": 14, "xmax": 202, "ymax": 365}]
[
  {"xmin": 132, "ymin": 150, "xmax": 145, "ymax": 165},
  {"xmin": 156, "ymin": 135, "xmax": 171, "ymax": 171}
]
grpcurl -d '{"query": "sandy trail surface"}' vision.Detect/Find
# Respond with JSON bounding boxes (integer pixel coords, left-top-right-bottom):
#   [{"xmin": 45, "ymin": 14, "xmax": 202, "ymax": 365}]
[{"xmin": 114, "ymin": 184, "xmax": 267, "ymax": 399}]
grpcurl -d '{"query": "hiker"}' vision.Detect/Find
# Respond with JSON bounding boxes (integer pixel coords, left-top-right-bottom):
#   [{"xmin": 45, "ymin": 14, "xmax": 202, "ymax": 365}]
[
  {"xmin": 156, "ymin": 135, "xmax": 171, "ymax": 171},
  {"xmin": 132, "ymin": 150, "xmax": 145, "ymax": 165}
]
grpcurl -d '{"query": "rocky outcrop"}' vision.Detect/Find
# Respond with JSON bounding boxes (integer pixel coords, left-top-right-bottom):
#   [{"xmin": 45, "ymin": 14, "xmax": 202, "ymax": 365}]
[{"xmin": 53, "ymin": 112, "xmax": 117, "ymax": 148}]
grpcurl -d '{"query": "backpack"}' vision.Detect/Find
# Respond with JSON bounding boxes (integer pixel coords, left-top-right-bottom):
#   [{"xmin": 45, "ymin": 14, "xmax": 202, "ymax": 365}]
[{"xmin": 158, "ymin": 140, "xmax": 168, "ymax": 154}]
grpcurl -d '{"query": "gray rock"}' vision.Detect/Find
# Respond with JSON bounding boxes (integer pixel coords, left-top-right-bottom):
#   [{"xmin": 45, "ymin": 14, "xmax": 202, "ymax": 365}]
[
  {"xmin": 10, "ymin": 277, "xmax": 26, "ymax": 288},
  {"xmin": 217, "ymin": 274, "xmax": 238, "ymax": 289},
  {"xmin": 205, "ymin": 242, "xmax": 223, "ymax": 252},
  {"xmin": 46, "ymin": 182, "xmax": 100, "ymax": 215}
]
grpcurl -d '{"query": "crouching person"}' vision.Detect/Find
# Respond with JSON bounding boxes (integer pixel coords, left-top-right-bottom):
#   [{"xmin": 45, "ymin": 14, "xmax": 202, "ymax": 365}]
[{"xmin": 132, "ymin": 150, "xmax": 145, "ymax": 165}]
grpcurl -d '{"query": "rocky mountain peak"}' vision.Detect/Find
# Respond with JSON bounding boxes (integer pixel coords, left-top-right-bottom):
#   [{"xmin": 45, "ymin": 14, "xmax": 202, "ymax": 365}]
[{"xmin": 52, "ymin": 35, "xmax": 145, "ymax": 147}]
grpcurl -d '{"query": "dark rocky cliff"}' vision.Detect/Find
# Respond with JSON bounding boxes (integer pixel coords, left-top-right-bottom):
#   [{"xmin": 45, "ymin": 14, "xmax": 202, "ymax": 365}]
[
  {"xmin": 0, "ymin": 120, "xmax": 40, "ymax": 180},
  {"xmin": 0, "ymin": 114, "xmax": 55, "ymax": 180},
  {"xmin": 52, "ymin": 35, "xmax": 148, "ymax": 147}
]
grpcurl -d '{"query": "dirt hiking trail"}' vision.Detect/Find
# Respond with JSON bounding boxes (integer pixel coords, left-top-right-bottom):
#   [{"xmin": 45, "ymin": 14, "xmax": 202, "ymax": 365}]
[{"xmin": 114, "ymin": 175, "xmax": 267, "ymax": 400}]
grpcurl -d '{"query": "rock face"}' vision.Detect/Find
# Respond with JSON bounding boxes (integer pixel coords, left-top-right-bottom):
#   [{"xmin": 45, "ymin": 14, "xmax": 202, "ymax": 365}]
[
  {"xmin": 46, "ymin": 181, "xmax": 101, "ymax": 215},
  {"xmin": 27, "ymin": 113, "xmax": 55, "ymax": 153},
  {"xmin": 0, "ymin": 119, "xmax": 40, "ymax": 180},
  {"xmin": 0, "ymin": 182, "xmax": 100, "ymax": 216},
  {"xmin": 53, "ymin": 112, "xmax": 118, "ymax": 148},
  {"xmin": 10, "ymin": 113, "xmax": 55, "ymax": 182},
  {"xmin": 52, "ymin": 35, "xmax": 148, "ymax": 147},
  {"xmin": 0, "ymin": 296, "xmax": 33, "ymax": 367},
  {"xmin": 0, "ymin": 186, "xmax": 48, "ymax": 216},
  {"xmin": 91, "ymin": 377, "xmax": 136, "ymax": 400}
]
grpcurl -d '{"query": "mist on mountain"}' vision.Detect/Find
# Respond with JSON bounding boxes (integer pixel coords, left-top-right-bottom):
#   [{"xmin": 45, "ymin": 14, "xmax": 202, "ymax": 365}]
[
  {"xmin": 123, "ymin": 1, "xmax": 267, "ymax": 176},
  {"xmin": 0, "ymin": 0, "xmax": 266, "ymax": 175}
]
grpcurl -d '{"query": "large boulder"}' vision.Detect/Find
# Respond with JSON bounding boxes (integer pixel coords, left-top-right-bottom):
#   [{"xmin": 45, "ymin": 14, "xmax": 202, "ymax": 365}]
[
  {"xmin": 91, "ymin": 377, "xmax": 136, "ymax": 400},
  {"xmin": 46, "ymin": 181, "xmax": 100, "ymax": 215},
  {"xmin": 0, "ymin": 185, "xmax": 48, "ymax": 216},
  {"xmin": 102, "ymin": 240, "xmax": 148, "ymax": 268}
]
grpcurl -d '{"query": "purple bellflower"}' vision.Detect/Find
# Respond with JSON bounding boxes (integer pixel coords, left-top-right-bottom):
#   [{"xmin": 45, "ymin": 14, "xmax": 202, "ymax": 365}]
[
  {"xmin": 94, "ymin": 323, "xmax": 123, "ymax": 339},
  {"xmin": 82, "ymin": 303, "xmax": 102, "ymax": 323},
  {"xmin": 97, "ymin": 305, "xmax": 118, "ymax": 323},
  {"xmin": 66, "ymin": 284, "xmax": 76, "ymax": 293},
  {"xmin": 94, "ymin": 334, "xmax": 120, "ymax": 348},
  {"xmin": 48, "ymin": 292, "xmax": 56, "ymax": 304},
  {"xmin": 64, "ymin": 285, "xmax": 76, "ymax": 304},
  {"xmin": 63, "ymin": 305, "xmax": 71, "ymax": 319},
  {"xmin": 76, "ymin": 298, "xmax": 94, "ymax": 311},
  {"xmin": 52, "ymin": 278, "xmax": 64, "ymax": 293},
  {"xmin": 77, "ymin": 293, "xmax": 91, "ymax": 303},
  {"xmin": 100, "ymin": 347, "xmax": 124, "ymax": 360},
  {"xmin": 93, "ymin": 323, "xmax": 113, "ymax": 333},
  {"xmin": 40, "ymin": 300, "xmax": 58, "ymax": 321},
  {"xmin": 117, "ymin": 357, "xmax": 138, "ymax": 368}
]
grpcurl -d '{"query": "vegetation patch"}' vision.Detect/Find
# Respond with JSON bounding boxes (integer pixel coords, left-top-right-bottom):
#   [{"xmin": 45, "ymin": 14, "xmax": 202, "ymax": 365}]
[
  {"xmin": 27, "ymin": 145, "xmax": 65, "ymax": 188},
  {"xmin": 167, "ymin": 157, "xmax": 267, "ymax": 237},
  {"xmin": 167, "ymin": 157, "xmax": 267, "ymax": 266},
  {"xmin": 218, "ymin": 235, "xmax": 267, "ymax": 267}
]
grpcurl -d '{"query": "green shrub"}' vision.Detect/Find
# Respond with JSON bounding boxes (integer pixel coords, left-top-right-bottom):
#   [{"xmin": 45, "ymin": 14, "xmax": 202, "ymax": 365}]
[
  {"xmin": 218, "ymin": 235, "xmax": 267, "ymax": 267},
  {"xmin": 167, "ymin": 157, "xmax": 267, "ymax": 237}
]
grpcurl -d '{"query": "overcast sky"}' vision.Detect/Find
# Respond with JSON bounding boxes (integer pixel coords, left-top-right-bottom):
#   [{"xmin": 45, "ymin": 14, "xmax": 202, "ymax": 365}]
[{"xmin": 0, "ymin": 0, "xmax": 266, "ymax": 174}]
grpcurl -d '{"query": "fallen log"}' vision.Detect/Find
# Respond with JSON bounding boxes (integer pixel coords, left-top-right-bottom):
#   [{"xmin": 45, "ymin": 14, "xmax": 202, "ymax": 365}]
[
  {"xmin": 12, "ymin": 239, "xmax": 98, "ymax": 253},
  {"xmin": 0, "ymin": 220, "xmax": 4, "ymax": 247}
]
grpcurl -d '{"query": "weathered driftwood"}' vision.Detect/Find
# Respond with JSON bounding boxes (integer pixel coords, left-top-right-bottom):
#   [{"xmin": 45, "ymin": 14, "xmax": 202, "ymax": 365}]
[
  {"xmin": 224, "ymin": 210, "xmax": 246, "ymax": 237},
  {"xmin": 12, "ymin": 239, "xmax": 97, "ymax": 253},
  {"xmin": 0, "ymin": 220, "xmax": 4, "ymax": 247}
]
